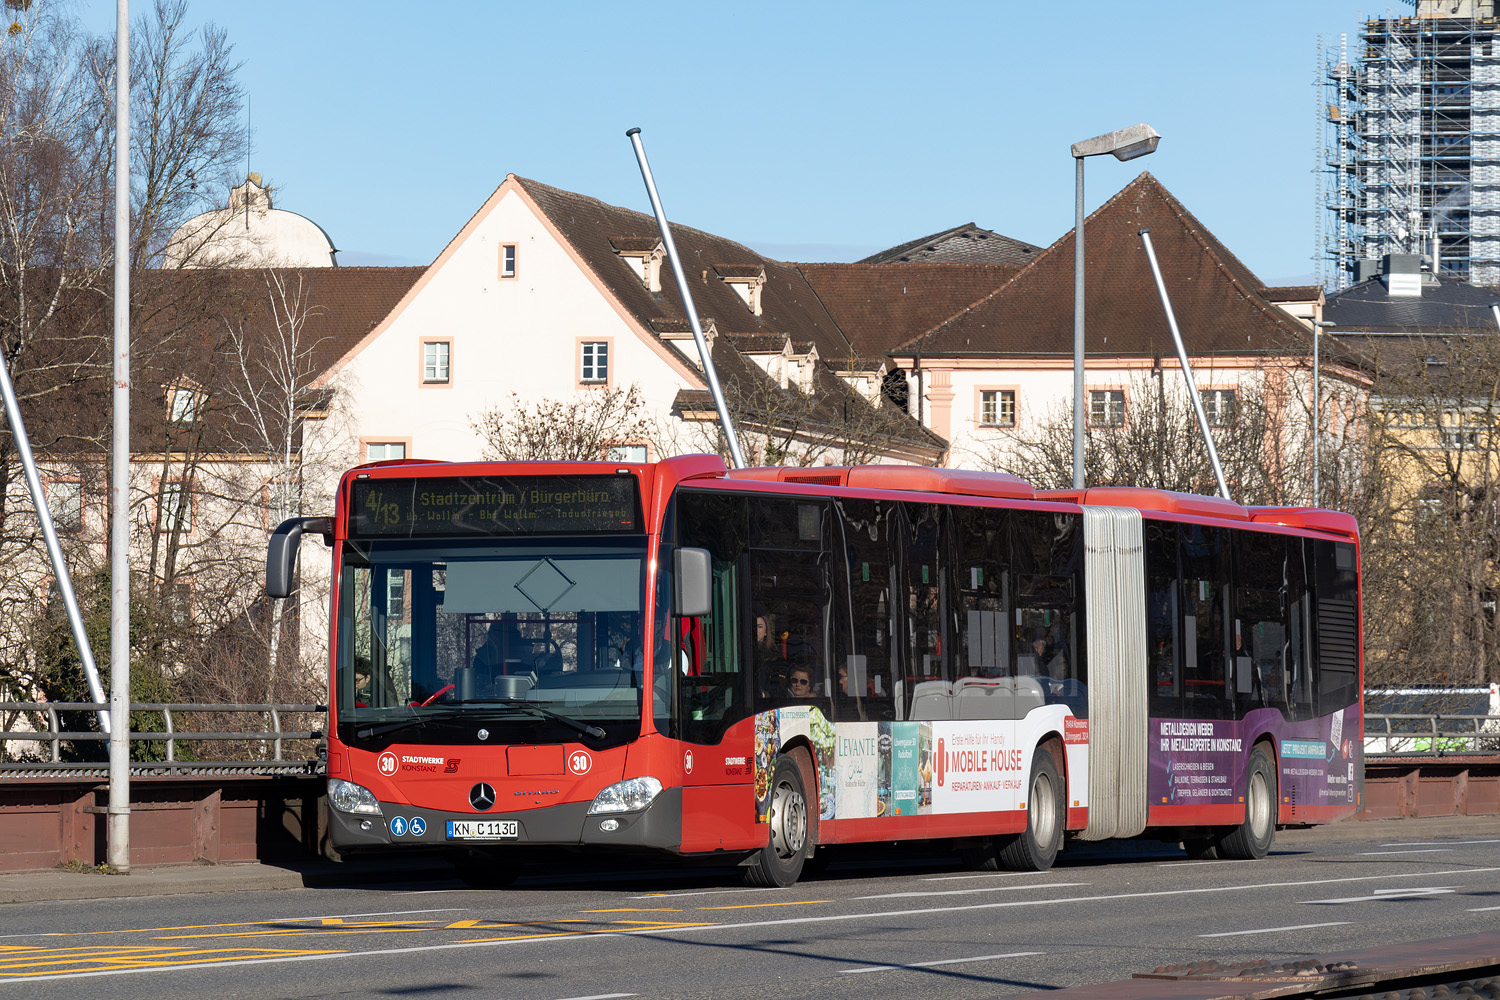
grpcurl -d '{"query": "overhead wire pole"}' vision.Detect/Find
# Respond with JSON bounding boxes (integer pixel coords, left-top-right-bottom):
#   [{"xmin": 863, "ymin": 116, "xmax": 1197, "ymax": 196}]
[
  {"xmin": 1138, "ymin": 228, "xmax": 1231, "ymax": 503},
  {"xmin": 625, "ymin": 127, "xmax": 747, "ymax": 470},
  {"xmin": 108, "ymin": 0, "xmax": 132, "ymax": 872}
]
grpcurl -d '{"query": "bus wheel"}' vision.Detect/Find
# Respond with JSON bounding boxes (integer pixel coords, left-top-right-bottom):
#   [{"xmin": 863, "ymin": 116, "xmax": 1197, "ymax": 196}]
[
  {"xmin": 744, "ymin": 757, "xmax": 809, "ymax": 887},
  {"xmin": 998, "ymin": 746, "xmax": 1064, "ymax": 872},
  {"xmin": 446, "ymin": 849, "xmax": 519, "ymax": 888},
  {"xmin": 1218, "ymin": 744, "xmax": 1276, "ymax": 860}
]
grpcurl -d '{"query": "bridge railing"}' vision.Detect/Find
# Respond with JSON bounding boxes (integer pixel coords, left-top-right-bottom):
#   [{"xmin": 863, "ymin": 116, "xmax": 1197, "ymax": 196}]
[
  {"xmin": 0, "ymin": 702, "xmax": 325, "ymax": 775},
  {"xmin": 1364, "ymin": 713, "xmax": 1500, "ymax": 757}
]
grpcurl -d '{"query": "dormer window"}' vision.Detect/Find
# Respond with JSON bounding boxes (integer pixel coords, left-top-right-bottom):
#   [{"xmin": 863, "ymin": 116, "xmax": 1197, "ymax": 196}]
[
  {"xmin": 714, "ymin": 265, "xmax": 766, "ymax": 316},
  {"xmin": 168, "ymin": 385, "xmax": 202, "ymax": 426},
  {"xmin": 611, "ymin": 237, "xmax": 665, "ymax": 292}
]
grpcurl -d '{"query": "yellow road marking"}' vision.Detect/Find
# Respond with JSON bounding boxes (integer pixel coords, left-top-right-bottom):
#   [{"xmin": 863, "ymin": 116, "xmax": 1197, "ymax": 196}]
[
  {"xmin": 698, "ymin": 900, "xmax": 833, "ymax": 910},
  {"xmin": 0, "ymin": 946, "xmax": 339, "ymax": 977}
]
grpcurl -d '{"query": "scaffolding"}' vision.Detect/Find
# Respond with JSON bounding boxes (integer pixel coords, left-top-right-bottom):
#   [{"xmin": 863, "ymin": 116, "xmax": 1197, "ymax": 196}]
[{"xmin": 1319, "ymin": 2, "xmax": 1500, "ymax": 288}]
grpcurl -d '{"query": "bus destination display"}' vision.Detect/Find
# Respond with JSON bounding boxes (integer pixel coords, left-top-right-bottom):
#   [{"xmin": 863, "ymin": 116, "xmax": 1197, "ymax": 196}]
[{"xmin": 350, "ymin": 475, "xmax": 641, "ymax": 536}]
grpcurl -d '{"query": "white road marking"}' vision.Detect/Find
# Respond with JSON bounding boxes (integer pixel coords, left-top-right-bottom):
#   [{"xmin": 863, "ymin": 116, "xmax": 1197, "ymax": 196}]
[
  {"xmin": 8, "ymin": 867, "xmax": 1499, "ymax": 985},
  {"xmin": 922, "ymin": 872, "xmax": 1034, "ymax": 881},
  {"xmin": 0, "ymin": 933, "xmax": 66, "ymax": 940},
  {"xmin": 857, "ymin": 881, "xmax": 1088, "ymax": 900},
  {"xmin": 1158, "ymin": 860, "xmax": 1256, "ymax": 867},
  {"xmin": 1381, "ymin": 840, "xmax": 1500, "ymax": 847},
  {"xmin": 552, "ymin": 994, "xmax": 636, "ymax": 1000},
  {"xmin": 1468, "ymin": 905, "xmax": 1500, "ymax": 912},
  {"xmin": 1302, "ymin": 887, "xmax": 1457, "ymax": 904},
  {"xmin": 1357, "ymin": 849, "xmax": 1452, "ymax": 856},
  {"xmin": 629, "ymin": 888, "xmax": 784, "ymax": 899},
  {"xmin": 839, "ymin": 950, "xmax": 1043, "ymax": 974},
  {"xmin": 1199, "ymin": 921, "xmax": 1351, "ymax": 938}
]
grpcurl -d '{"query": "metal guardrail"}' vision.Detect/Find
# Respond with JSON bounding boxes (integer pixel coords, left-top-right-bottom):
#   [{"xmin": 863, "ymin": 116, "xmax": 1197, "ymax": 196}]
[
  {"xmin": 1364, "ymin": 713, "xmax": 1500, "ymax": 757},
  {"xmin": 0, "ymin": 702, "xmax": 325, "ymax": 776}
]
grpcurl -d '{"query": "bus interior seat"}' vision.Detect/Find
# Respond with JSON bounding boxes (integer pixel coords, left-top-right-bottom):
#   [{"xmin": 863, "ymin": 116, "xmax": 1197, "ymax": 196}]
[
  {"xmin": 908, "ymin": 680, "xmax": 952, "ymax": 721},
  {"xmin": 1011, "ymin": 675, "xmax": 1046, "ymax": 715},
  {"xmin": 955, "ymin": 677, "xmax": 1015, "ymax": 720}
]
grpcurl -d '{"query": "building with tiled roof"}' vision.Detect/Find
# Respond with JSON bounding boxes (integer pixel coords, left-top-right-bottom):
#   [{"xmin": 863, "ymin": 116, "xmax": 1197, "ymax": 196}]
[
  {"xmin": 858, "ymin": 223, "xmax": 1042, "ymax": 266},
  {"xmin": 876, "ymin": 173, "xmax": 1338, "ymax": 469}
]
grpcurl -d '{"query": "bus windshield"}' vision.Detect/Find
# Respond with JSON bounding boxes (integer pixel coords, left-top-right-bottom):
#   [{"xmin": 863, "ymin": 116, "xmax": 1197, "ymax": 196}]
[{"xmin": 336, "ymin": 536, "xmax": 647, "ymax": 748}]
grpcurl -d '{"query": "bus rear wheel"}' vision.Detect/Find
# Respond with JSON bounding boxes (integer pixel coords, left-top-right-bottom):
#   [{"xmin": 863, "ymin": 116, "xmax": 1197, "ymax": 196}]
[
  {"xmin": 1218, "ymin": 744, "xmax": 1276, "ymax": 860},
  {"xmin": 744, "ymin": 755, "xmax": 810, "ymax": 887},
  {"xmin": 998, "ymin": 746, "xmax": 1064, "ymax": 872}
]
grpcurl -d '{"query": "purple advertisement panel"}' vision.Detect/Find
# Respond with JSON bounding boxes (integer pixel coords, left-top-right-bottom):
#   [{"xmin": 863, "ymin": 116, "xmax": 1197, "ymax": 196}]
[{"xmin": 1148, "ymin": 706, "xmax": 1361, "ymax": 818}]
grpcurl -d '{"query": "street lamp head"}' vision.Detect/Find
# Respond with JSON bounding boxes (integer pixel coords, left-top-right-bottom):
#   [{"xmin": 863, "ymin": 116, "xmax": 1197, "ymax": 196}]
[{"xmin": 1071, "ymin": 123, "xmax": 1161, "ymax": 161}]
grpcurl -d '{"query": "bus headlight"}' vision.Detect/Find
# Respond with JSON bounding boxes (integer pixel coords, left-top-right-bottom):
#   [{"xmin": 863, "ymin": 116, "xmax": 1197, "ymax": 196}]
[
  {"xmin": 588, "ymin": 776, "xmax": 663, "ymax": 814},
  {"xmin": 328, "ymin": 777, "xmax": 383, "ymax": 816}
]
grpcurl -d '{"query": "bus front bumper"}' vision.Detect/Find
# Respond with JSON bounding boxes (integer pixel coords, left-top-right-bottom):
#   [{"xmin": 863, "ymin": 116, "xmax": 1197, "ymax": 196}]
[{"xmin": 328, "ymin": 786, "xmax": 684, "ymax": 853}]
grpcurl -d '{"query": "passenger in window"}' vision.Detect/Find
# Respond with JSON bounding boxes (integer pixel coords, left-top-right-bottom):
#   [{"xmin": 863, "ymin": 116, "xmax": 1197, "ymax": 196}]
[
  {"xmin": 474, "ymin": 620, "xmax": 535, "ymax": 676},
  {"xmin": 784, "ymin": 663, "xmax": 814, "ymax": 698}
]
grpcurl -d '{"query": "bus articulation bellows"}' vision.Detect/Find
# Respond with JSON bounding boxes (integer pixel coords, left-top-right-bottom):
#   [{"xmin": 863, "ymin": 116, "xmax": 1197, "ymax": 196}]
[{"xmin": 266, "ymin": 455, "xmax": 1363, "ymax": 886}]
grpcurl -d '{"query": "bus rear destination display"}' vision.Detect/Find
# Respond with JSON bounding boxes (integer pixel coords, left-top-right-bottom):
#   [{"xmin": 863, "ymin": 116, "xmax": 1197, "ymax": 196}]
[{"xmin": 350, "ymin": 475, "xmax": 641, "ymax": 536}]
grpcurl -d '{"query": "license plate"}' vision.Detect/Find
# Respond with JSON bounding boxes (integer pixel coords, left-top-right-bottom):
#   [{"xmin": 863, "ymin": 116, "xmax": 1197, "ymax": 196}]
[{"xmin": 446, "ymin": 819, "xmax": 518, "ymax": 840}]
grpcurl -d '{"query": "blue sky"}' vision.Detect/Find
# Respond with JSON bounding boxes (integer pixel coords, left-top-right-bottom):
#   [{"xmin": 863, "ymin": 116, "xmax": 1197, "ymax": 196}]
[{"xmin": 78, "ymin": 0, "xmax": 1372, "ymax": 284}]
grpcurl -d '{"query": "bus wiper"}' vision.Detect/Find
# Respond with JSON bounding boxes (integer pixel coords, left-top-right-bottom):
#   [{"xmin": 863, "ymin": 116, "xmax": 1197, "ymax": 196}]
[
  {"xmin": 354, "ymin": 712, "xmax": 455, "ymax": 741},
  {"xmin": 481, "ymin": 699, "xmax": 606, "ymax": 740}
]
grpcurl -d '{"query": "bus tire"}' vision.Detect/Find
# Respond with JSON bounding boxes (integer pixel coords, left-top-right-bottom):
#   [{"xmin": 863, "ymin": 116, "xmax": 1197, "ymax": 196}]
[
  {"xmin": 998, "ymin": 746, "xmax": 1064, "ymax": 872},
  {"xmin": 1218, "ymin": 744, "xmax": 1276, "ymax": 860},
  {"xmin": 743, "ymin": 755, "xmax": 810, "ymax": 887}
]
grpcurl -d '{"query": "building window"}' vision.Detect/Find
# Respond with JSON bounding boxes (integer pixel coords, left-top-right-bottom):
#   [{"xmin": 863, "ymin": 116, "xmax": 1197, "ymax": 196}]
[
  {"xmin": 581, "ymin": 342, "xmax": 609, "ymax": 383},
  {"xmin": 608, "ymin": 444, "xmax": 648, "ymax": 463},
  {"xmin": 978, "ymin": 390, "xmax": 1016, "ymax": 427},
  {"xmin": 1088, "ymin": 389, "xmax": 1126, "ymax": 427},
  {"xmin": 1443, "ymin": 427, "xmax": 1481, "ymax": 450},
  {"xmin": 365, "ymin": 442, "xmax": 407, "ymax": 462},
  {"xmin": 423, "ymin": 341, "xmax": 450, "ymax": 383},
  {"xmin": 1202, "ymin": 388, "xmax": 1237, "ymax": 427},
  {"xmin": 169, "ymin": 387, "xmax": 199, "ymax": 425},
  {"xmin": 160, "ymin": 481, "xmax": 193, "ymax": 535},
  {"xmin": 48, "ymin": 480, "xmax": 82, "ymax": 532},
  {"xmin": 500, "ymin": 244, "xmax": 517, "ymax": 279}
]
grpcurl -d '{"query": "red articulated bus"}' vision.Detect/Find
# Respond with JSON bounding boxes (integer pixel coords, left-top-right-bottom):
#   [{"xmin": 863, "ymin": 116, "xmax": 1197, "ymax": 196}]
[{"xmin": 266, "ymin": 455, "xmax": 1362, "ymax": 887}]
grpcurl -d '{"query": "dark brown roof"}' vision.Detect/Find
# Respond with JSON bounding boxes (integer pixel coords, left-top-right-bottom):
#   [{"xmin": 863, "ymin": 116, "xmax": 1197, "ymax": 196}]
[
  {"xmin": 609, "ymin": 236, "xmax": 661, "ymax": 253},
  {"xmin": 516, "ymin": 176, "xmax": 856, "ymax": 359},
  {"xmin": 892, "ymin": 173, "xmax": 1307, "ymax": 358},
  {"xmin": 1262, "ymin": 285, "xmax": 1324, "ymax": 303},
  {"xmin": 797, "ymin": 263, "xmax": 1019, "ymax": 357},
  {"xmin": 858, "ymin": 223, "xmax": 1042, "ymax": 266}
]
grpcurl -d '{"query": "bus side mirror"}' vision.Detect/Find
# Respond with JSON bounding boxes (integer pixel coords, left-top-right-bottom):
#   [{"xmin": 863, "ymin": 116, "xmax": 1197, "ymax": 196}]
[
  {"xmin": 673, "ymin": 547, "xmax": 712, "ymax": 618},
  {"xmin": 266, "ymin": 516, "xmax": 333, "ymax": 598}
]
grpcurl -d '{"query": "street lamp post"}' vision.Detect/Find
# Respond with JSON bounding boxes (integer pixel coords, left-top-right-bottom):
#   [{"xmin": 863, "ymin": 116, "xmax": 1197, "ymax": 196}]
[
  {"xmin": 1312, "ymin": 320, "xmax": 1335, "ymax": 508},
  {"xmin": 1071, "ymin": 123, "xmax": 1161, "ymax": 490}
]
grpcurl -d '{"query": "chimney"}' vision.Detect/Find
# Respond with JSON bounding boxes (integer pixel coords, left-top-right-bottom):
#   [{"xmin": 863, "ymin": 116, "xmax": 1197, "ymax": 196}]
[{"xmin": 1380, "ymin": 253, "xmax": 1422, "ymax": 297}]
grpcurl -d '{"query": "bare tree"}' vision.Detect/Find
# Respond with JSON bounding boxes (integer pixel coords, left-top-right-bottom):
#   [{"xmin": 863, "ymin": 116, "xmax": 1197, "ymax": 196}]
[{"xmin": 472, "ymin": 384, "xmax": 652, "ymax": 462}]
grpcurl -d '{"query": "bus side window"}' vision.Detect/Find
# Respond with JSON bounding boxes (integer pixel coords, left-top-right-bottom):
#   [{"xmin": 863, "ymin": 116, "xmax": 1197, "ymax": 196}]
[
  {"xmin": 672, "ymin": 491, "xmax": 753, "ymax": 745},
  {"xmin": 898, "ymin": 503, "xmax": 948, "ymax": 720},
  {"xmin": 835, "ymin": 498, "xmax": 897, "ymax": 721},
  {"xmin": 1236, "ymin": 529, "xmax": 1290, "ymax": 718},
  {"xmin": 1180, "ymin": 525, "xmax": 1234, "ymax": 721},
  {"xmin": 1146, "ymin": 521, "xmax": 1181, "ymax": 718}
]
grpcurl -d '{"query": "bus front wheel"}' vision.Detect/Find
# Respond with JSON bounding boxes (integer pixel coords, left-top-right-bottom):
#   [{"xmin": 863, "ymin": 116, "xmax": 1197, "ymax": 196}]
[
  {"xmin": 744, "ymin": 755, "xmax": 810, "ymax": 887},
  {"xmin": 998, "ymin": 746, "xmax": 1064, "ymax": 872},
  {"xmin": 1218, "ymin": 744, "xmax": 1276, "ymax": 860}
]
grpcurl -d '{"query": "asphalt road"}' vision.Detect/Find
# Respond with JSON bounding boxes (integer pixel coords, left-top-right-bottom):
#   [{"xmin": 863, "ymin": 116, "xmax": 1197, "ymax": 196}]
[{"xmin": 1, "ymin": 819, "xmax": 1498, "ymax": 1000}]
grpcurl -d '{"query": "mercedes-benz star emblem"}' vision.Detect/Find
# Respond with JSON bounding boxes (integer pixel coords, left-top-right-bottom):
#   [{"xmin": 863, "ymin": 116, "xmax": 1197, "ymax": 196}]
[{"xmin": 469, "ymin": 783, "xmax": 496, "ymax": 811}]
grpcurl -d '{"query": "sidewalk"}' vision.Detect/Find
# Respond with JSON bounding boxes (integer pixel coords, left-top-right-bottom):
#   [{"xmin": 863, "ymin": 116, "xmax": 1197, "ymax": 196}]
[{"xmin": 1, "ymin": 814, "xmax": 1495, "ymax": 905}]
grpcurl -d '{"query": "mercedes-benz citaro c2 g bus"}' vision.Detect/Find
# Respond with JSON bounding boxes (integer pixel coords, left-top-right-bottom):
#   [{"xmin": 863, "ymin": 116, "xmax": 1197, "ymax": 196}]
[{"xmin": 265, "ymin": 455, "xmax": 1363, "ymax": 887}]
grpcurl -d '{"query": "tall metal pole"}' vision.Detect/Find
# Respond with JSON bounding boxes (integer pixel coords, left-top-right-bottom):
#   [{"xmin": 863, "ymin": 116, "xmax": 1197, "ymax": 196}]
[
  {"xmin": 108, "ymin": 0, "xmax": 132, "ymax": 872},
  {"xmin": 1072, "ymin": 156, "xmax": 1086, "ymax": 490},
  {"xmin": 1138, "ymin": 229, "xmax": 1231, "ymax": 502},
  {"xmin": 625, "ymin": 128, "xmax": 747, "ymax": 470},
  {"xmin": 1312, "ymin": 324, "xmax": 1321, "ymax": 508}
]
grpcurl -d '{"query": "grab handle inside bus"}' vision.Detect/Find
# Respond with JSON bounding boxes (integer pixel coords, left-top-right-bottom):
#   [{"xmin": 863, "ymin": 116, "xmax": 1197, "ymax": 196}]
[
  {"xmin": 673, "ymin": 547, "xmax": 712, "ymax": 618},
  {"xmin": 266, "ymin": 516, "xmax": 333, "ymax": 598}
]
